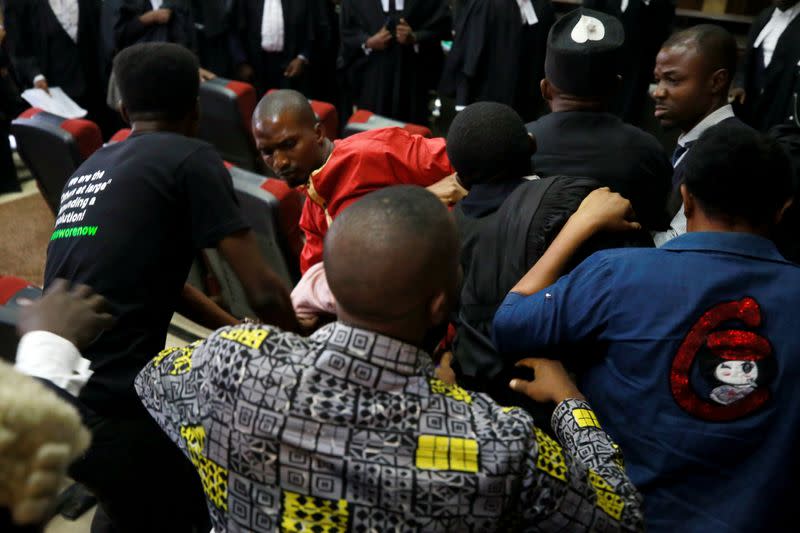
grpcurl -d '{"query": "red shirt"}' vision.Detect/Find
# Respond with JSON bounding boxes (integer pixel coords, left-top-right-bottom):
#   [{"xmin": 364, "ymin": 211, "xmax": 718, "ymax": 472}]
[{"xmin": 299, "ymin": 128, "xmax": 453, "ymax": 273}]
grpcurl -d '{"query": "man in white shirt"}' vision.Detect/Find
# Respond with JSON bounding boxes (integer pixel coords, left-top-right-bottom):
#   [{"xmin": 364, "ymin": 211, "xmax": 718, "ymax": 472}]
[
  {"xmin": 731, "ymin": 0, "xmax": 800, "ymax": 131},
  {"xmin": 652, "ymin": 24, "xmax": 753, "ymax": 246}
]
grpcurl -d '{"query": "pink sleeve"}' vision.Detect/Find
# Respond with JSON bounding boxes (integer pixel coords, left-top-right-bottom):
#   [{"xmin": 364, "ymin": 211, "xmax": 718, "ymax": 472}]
[{"xmin": 290, "ymin": 262, "xmax": 337, "ymax": 318}]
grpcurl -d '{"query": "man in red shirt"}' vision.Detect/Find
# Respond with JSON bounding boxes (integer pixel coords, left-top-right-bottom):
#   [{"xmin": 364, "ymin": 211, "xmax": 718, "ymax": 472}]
[{"xmin": 252, "ymin": 89, "xmax": 458, "ymax": 273}]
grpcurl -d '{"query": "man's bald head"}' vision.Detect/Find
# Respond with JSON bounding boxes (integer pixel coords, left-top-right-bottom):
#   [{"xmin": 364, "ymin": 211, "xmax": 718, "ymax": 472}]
[
  {"xmin": 252, "ymin": 90, "xmax": 326, "ymax": 187},
  {"xmin": 253, "ymin": 89, "xmax": 318, "ymax": 129},
  {"xmin": 324, "ymin": 186, "xmax": 460, "ymax": 334},
  {"xmin": 662, "ymin": 25, "xmax": 737, "ymax": 83}
]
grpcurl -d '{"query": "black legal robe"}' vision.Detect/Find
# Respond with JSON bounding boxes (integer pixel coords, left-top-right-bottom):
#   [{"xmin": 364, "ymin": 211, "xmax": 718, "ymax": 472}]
[
  {"xmin": 3, "ymin": 0, "xmax": 102, "ymax": 104},
  {"xmin": 340, "ymin": 0, "xmax": 451, "ymax": 124},
  {"xmin": 114, "ymin": 0, "xmax": 196, "ymax": 50},
  {"xmin": 440, "ymin": 0, "xmax": 555, "ymax": 122},
  {"xmin": 583, "ymin": 0, "xmax": 675, "ymax": 125},
  {"xmin": 309, "ymin": 0, "xmax": 341, "ymax": 106},
  {"xmin": 192, "ymin": 0, "xmax": 237, "ymax": 77},
  {"xmin": 230, "ymin": 0, "xmax": 315, "ymax": 95},
  {"xmin": 735, "ymin": 7, "xmax": 800, "ymax": 132}
]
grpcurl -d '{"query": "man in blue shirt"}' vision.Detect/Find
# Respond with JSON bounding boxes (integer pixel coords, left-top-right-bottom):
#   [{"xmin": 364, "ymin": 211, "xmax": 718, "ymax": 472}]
[{"xmin": 493, "ymin": 123, "xmax": 798, "ymax": 532}]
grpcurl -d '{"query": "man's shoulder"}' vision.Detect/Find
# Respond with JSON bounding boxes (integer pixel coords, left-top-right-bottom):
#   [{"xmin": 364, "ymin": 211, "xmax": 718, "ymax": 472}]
[
  {"xmin": 206, "ymin": 323, "xmax": 310, "ymax": 355},
  {"xmin": 529, "ymin": 112, "xmax": 663, "ymax": 150},
  {"xmin": 719, "ymin": 115, "xmax": 754, "ymax": 133},
  {"xmin": 338, "ymin": 127, "xmax": 418, "ymax": 151},
  {"xmin": 613, "ymin": 120, "xmax": 665, "ymax": 152},
  {"xmin": 579, "ymin": 246, "xmax": 664, "ymax": 273},
  {"xmin": 327, "ymin": 128, "xmax": 443, "ymax": 171},
  {"xmin": 113, "ymin": 132, "xmax": 217, "ymax": 161}
]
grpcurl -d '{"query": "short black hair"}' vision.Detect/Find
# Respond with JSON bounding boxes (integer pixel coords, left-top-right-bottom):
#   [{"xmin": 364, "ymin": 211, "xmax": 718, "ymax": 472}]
[
  {"xmin": 324, "ymin": 185, "xmax": 459, "ymax": 318},
  {"xmin": 683, "ymin": 124, "xmax": 793, "ymax": 226},
  {"xmin": 663, "ymin": 25, "xmax": 738, "ymax": 85},
  {"xmin": 113, "ymin": 42, "xmax": 199, "ymax": 121},
  {"xmin": 446, "ymin": 102, "xmax": 532, "ymax": 188}
]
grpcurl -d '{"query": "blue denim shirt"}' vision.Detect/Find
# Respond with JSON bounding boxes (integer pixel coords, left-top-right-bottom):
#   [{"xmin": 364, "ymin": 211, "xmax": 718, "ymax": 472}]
[{"xmin": 493, "ymin": 232, "xmax": 800, "ymax": 533}]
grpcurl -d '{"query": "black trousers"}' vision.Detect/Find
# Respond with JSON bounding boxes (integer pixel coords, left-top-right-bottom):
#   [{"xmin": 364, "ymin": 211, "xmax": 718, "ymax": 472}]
[{"xmin": 68, "ymin": 405, "xmax": 210, "ymax": 533}]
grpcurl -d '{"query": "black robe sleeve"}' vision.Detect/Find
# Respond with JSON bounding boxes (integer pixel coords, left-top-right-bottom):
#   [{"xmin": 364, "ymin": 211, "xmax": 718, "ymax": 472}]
[
  {"xmin": 3, "ymin": 0, "xmax": 42, "ymax": 85},
  {"xmin": 734, "ymin": 10, "xmax": 768, "ymax": 91},
  {"xmin": 339, "ymin": 0, "xmax": 374, "ymax": 70},
  {"xmin": 440, "ymin": 0, "xmax": 488, "ymax": 106}
]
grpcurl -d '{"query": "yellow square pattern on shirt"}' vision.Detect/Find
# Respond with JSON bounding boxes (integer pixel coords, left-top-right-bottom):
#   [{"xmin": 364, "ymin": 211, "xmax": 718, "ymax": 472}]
[
  {"xmin": 416, "ymin": 435, "xmax": 479, "ymax": 473},
  {"xmin": 573, "ymin": 408, "xmax": 601, "ymax": 428}
]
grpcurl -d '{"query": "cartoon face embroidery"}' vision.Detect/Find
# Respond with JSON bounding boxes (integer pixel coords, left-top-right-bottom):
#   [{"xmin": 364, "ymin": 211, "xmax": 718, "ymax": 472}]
[
  {"xmin": 709, "ymin": 361, "xmax": 758, "ymax": 405},
  {"xmin": 670, "ymin": 298, "xmax": 776, "ymax": 421}
]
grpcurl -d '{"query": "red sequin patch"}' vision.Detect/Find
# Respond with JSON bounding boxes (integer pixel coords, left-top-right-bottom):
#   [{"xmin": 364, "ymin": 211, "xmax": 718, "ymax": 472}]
[{"xmin": 670, "ymin": 297, "xmax": 772, "ymax": 421}]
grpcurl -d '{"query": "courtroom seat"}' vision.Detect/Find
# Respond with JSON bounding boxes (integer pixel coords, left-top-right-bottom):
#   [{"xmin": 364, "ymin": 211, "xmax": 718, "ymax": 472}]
[
  {"xmin": 11, "ymin": 109, "xmax": 103, "ymax": 214},
  {"xmin": 198, "ymin": 78, "xmax": 262, "ymax": 172},
  {"xmin": 343, "ymin": 109, "xmax": 432, "ymax": 138},
  {"xmin": 204, "ymin": 163, "xmax": 304, "ymax": 318},
  {"xmin": 0, "ymin": 276, "xmax": 42, "ymax": 362}
]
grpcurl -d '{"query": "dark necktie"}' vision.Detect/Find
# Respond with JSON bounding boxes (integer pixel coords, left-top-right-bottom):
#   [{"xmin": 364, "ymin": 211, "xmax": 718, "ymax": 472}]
[
  {"xmin": 671, "ymin": 141, "xmax": 694, "ymax": 188},
  {"xmin": 389, "ymin": 0, "xmax": 397, "ymax": 12},
  {"xmin": 671, "ymin": 142, "xmax": 693, "ymax": 167}
]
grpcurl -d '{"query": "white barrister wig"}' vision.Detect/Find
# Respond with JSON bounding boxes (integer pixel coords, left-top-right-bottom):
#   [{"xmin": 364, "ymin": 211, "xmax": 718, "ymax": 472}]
[{"xmin": 0, "ymin": 360, "xmax": 90, "ymax": 525}]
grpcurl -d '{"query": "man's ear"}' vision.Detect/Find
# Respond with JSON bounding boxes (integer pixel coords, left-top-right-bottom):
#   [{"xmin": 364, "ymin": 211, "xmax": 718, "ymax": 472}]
[
  {"xmin": 427, "ymin": 289, "xmax": 450, "ymax": 328},
  {"xmin": 119, "ymin": 104, "xmax": 130, "ymax": 125},
  {"xmin": 315, "ymin": 122, "xmax": 325, "ymax": 143},
  {"xmin": 540, "ymin": 79, "xmax": 552, "ymax": 102},
  {"xmin": 528, "ymin": 132, "xmax": 537, "ymax": 156},
  {"xmin": 710, "ymin": 68, "xmax": 730, "ymax": 95},
  {"xmin": 681, "ymin": 184, "xmax": 695, "ymax": 219},
  {"xmin": 775, "ymin": 197, "xmax": 794, "ymax": 225}
]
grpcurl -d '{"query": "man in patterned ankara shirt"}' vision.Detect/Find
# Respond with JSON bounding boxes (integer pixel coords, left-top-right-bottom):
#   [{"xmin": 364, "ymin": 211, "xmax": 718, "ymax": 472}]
[{"xmin": 135, "ymin": 186, "xmax": 644, "ymax": 532}]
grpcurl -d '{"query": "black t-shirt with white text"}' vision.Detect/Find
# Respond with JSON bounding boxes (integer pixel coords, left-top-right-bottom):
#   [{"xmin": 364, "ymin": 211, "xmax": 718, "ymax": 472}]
[{"xmin": 44, "ymin": 132, "xmax": 247, "ymax": 415}]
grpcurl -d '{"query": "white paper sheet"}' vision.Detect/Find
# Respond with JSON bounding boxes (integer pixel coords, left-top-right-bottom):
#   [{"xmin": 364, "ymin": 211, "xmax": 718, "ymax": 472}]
[{"xmin": 21, "ymin": 87, "xmax": 87, "ymax": 119}]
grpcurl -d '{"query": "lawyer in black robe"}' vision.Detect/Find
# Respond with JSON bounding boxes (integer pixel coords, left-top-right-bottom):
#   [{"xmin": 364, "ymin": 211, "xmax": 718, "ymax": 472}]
[
  {"xmin": 583, "ymin": 0, "xmax": 675, "ymax": 125},
  {"xmin": 3, "ymin": 0, "xmax": 103, "ymax": 113},
  {"xmin": 440, "ymin": 0, "xmax": 555, "ymax": 122},
  {"xmin": 230, "ymin": 0, "xmax": 315, "ymax": 96},
  {"xmin": 192, "ymin": 0, "xmax": 237, "ymax": 78},
  {"xmin": 733, "ymin": 2, "xmax": 800, "ymax": 132},
  {"xmin": 340, "ymin": 0, "xmax": 451, "ymax": 124},
  {"xmin": 114, "ymin": 0, "xmax": 196, "ymax": 51},
  {"xmin": 309, "ymin": 0, "xmax": 341, "ymax": 107}
]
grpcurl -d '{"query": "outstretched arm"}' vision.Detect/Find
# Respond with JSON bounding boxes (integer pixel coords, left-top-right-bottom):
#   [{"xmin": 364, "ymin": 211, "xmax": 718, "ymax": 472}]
[{"xmin": 512, "ymin": 358, "xmax": 644, "ymax": 531}]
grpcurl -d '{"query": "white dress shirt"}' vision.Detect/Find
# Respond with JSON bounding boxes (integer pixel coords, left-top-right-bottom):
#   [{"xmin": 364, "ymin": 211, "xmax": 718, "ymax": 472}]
[
  {"xmin": 653, "ymin": 104, "xmax": 736, "ymax": 247},
  {"xmin": 150, "ymin": 0, "xmax": 163, "ymax": 9},
  {"xmin": 517, "ymin": 0, "xmax": 538, "ymax": 25},
  {"xmin": 753, "ymin": 3, "xmax": 800, "ymax": 68},
  {"xmin": 14, "ymin": 331, "xmax": 93, "ymax": 396},
  {"xmin": 380, "ymin": 0, "xmax": 404, "ymax": 11},
  {"xmin": 261, "ymin": 0, "xmax": 285, "ymax": 52},
  {"xmin": 49, "ymin": 0, "xmax": 79, "ymax": 42}
]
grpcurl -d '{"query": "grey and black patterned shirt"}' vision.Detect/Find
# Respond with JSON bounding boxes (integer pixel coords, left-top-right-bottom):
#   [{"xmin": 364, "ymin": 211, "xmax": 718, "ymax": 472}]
[{"xmin": 135, "ymin": 322, "xmax": 644, "ymax": 532}]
